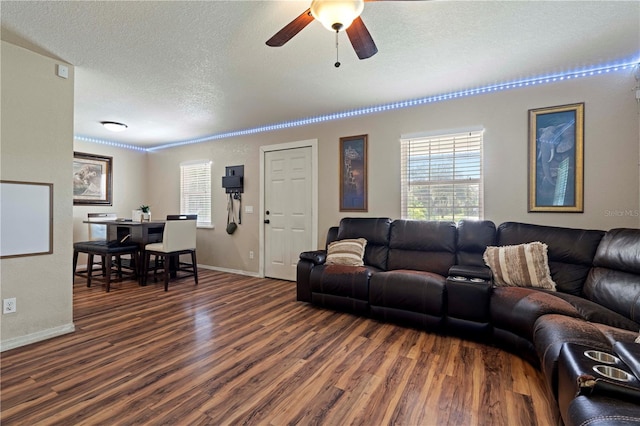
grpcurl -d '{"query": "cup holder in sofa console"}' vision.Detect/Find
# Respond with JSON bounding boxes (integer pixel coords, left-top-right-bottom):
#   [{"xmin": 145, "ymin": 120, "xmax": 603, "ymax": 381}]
[
  {"xmin": 584, "ymin": 350, "xmax": 620, "ymax": 365},
  {"xmin": 593, "ymin": 365, "xmax": 634, "ymax": 382}
]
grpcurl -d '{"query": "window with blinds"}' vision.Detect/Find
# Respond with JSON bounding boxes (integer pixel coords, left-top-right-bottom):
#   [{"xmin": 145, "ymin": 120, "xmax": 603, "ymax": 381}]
[
  {"xmin": 401, "ymin": 130, "xmax": 484, "ymax": 221},
  {"xmin": 180, "ymin": 160, "xmax": 212, "ymax": 227}
]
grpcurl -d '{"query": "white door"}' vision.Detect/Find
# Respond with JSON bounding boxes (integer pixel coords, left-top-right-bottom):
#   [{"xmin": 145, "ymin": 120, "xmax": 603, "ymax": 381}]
[{"xmin": 264, "ymin": 147, "xmax": 313, "ymax": 280}]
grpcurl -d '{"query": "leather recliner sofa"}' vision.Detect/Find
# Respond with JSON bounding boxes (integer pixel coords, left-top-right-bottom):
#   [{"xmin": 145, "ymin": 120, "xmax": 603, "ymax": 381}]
[{"xmin": 296, "ymin": 217, "xmax": 640, "ymax": 425}]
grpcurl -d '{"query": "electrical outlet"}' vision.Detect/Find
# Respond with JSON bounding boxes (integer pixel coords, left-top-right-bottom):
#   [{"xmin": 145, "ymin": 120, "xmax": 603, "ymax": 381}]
[
  {"xmin": 3, "ymin": 298, "xmax": 16, "ymax": 314},
  {"xmin": 249, "ymin": 251, "xmax": 254, "ymax": 259}
]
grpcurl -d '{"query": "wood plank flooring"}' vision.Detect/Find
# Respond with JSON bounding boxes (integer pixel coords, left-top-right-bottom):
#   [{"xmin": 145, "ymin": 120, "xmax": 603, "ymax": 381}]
[{"xmin": 1, "ymin": 270, "xmax": 557, "ymax": 425}]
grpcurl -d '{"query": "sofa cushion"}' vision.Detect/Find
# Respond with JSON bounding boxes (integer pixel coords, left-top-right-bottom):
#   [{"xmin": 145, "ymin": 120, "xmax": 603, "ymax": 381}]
[
  {"xmin": 484, "ymin": 242, "xmax": 556, "ymax": 290},
  {"xmin": 491, "ymin": 287, "xmax": 582, "ymax": 341},
  {"xmin": 387, "ymin": 220, "xmax": 456, "ymax": 276},
  {"xmin": 337, "ymin": 217, "xmax": 392, "ymax": 270},
  {"xmin": 369, "ymin": 269, "xmax": 447, "ymax": 328},
  {"xmin": 456, "ymin": 219, "xmax": 497, "ymax": 267},
  {"xmin": 491, "ymin": 285, "xmax": 640, "ymax": 345},
  {"xmin": 552, "ymin": 292, "xmax": 640, "ymax": 332},
  {"xmin": 326, "ymin": 238, "xmax": 367, "ymax": 266},
  {"xmin": 583, "ymin": 228, "xmax": 640, "ymax": 324},
  {"xmin": 593, "ymin": 323, "xmax": 640, "ymax": 346},
  {"xmin": 497, "ymin": 222, "xmax": 605, "ymax": 296},
  {"xmin": 310, "ymin": 264, "xmax": 378, "ymax": 301},
  {"xmin": 370, "ymin": 270, "xmax": 446, "ymax": 315}
]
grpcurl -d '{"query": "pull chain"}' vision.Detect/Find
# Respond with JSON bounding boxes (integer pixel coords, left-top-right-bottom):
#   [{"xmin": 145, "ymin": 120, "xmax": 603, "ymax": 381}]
[{"xmin": 334, "ymin": 30, "xmax": 341, "ymax": 68}]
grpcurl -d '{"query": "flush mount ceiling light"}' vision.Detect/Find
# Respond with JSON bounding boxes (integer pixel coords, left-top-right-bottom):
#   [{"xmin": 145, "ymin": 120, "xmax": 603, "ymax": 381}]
[
  {"xmin": 101, "ymin": 121, "xmax": 128, "ymax": 132},
  {"xmin": 310, "ymin": 0, "xmax": 364, "ymax": 32}
]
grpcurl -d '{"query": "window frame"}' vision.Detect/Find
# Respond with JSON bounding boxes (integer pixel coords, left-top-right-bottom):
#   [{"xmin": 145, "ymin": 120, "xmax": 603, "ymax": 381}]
[
  {"xmin": 180, "ymin": 160, "xmax": 213, "ymax": 228},
  {"xmin": 400, "ymin": 130, "xmax": 484, "ymax": 222}
]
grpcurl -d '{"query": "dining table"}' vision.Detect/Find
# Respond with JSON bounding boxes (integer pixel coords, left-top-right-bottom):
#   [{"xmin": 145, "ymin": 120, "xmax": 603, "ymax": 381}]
[
  {"xmin": 83, "ymin": 219, "xmax": 166, "ymax": 247},
  {"xmin": 82, "ymin": 219, "xmax": 167, "ymax": 282}
]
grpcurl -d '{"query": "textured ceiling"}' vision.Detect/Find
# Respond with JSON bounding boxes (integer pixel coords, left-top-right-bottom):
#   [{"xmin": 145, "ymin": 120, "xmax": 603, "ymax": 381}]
[{"xmin": 2, "ymin": 1, "xmax": 639, "ymax": 149}]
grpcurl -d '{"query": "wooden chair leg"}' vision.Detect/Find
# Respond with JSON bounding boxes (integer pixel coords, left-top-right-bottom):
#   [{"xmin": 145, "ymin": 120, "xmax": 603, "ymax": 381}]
[
  {"xmin": 116, "ymin": 255, "xmax": 123, "ymax": 279},
  {"xmin": 142, "ymin": 252, "xmax": 150, "ymax": 286},
  {"xmin": 87, "ymin": 254, "xmax": 95, "ymax": 288},
  {"xmin": 161, "ymin": 255, "xmax": 169, "ymax": 291},
  {"xmin": 73, "ymin": 250, "xmax": 79, "ymax": 280},
  {"xmin": 164, "ymin": 256, "xmax": 173, "ymax": 291},
  {"xmin": 131, "ymin": 251, "xmax": 138, "ymax": 281},
  {"xmin": 153, "ymin": 255, "xmax": 159, "ymax": 283},
  {"xmin": 105, "ymin": 254, "xmax": 113, "ymax": 292},
  {"xmin": 191, "ymin": 251, "xmax": 198, "ymax": 285}
]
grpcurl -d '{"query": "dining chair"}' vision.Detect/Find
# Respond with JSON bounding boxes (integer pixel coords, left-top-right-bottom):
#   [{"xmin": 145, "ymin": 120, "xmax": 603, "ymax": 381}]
[
  {"xmin": 142, "ymin": 218, "xmax": 198, "ymax": 291},
  {"xmin": 73, "ymin": 212, "xmax": 117, "ymax": 277},
  {"xmin": 73, "ymin": 213, "xmax": 140, "ymax": 291},
  {"xmin": 73, "ymin": 239, "xmax": 140, "ymax": 292},
  {"xmin": 144, "ymin": 214, "xmax": 197, "ymax": 275}
]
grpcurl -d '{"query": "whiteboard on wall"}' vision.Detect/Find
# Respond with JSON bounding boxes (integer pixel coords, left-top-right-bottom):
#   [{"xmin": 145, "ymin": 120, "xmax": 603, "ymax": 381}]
[{"xmin": 1, "ymin": 181, "xmax": 53, "ymax": 259}]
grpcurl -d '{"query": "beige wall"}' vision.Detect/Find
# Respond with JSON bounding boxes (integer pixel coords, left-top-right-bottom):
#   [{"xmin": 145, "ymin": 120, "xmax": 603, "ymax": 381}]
[
  {"xmin": 147, "ymin": 141, "xmax": 259, "ymax": 273},
  {"xmin": 1, "ymin": 41, "xmax": 75, "ymax": 350},
  {"xmin": 148, "ymin": 71, "xmax": 640, "ymax": 276},
  {"xmin": 72, "ymin": 140, "xmax": 148, "ymax": 263}
]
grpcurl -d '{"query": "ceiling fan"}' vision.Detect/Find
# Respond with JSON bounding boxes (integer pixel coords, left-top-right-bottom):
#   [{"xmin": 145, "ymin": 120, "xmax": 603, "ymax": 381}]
[{"xmin": 266, "ymin": 0, "xmax": 424, "ymax": 64}]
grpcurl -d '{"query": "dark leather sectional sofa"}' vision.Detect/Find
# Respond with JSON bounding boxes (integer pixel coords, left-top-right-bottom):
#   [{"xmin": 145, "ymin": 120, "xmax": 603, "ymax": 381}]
[{"xmin": 296, "ymin": 218, "xmax": 640, "ymax": 425}]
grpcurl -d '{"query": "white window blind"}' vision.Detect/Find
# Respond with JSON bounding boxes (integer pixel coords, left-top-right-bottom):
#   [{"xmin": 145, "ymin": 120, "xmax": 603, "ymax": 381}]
[
  {"xmin": 401, "ymin": 130, "xmax": 484, "ymax": 221},
  {"xmin": 180, "ymin": 160, "xmax": 212, "ymax": 226}
]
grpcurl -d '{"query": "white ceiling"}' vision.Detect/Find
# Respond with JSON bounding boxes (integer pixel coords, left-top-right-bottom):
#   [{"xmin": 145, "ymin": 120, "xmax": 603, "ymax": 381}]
[{"xmin": 2, "ymin": 1, "xmax": 639, "ymax": 149}]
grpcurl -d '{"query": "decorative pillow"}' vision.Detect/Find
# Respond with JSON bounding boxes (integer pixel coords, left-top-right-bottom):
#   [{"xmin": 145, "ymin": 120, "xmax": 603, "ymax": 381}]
[
  {"xmin": 326, "ymin": 238, "xmax": 367, "ymax": 266},
  {"xmin": 483, "ymin": 242, "xmax": 556, "ymax": 291}
]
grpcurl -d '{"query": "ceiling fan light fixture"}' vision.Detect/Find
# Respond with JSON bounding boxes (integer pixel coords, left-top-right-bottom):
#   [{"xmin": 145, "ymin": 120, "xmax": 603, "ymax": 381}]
[
  {"xmin": 310, "ymin": 0, "xmax": 364, "ymax": 32},
  {"xmin": 101, "ymin": 121, "xmax": 128, "ymax": 132}
]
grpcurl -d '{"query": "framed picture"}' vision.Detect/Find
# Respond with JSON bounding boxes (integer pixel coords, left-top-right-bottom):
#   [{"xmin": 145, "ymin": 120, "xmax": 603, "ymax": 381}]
[
  {"xmin": 73, "ymin": 152, "xmax": 113, "ymax": 205},
  {"xmin": 339, "ymin": 134, "xmax": 368, "ymax": 212},
  {"xmin": 528, "ymin": 103, "xmax": 584, "ymax": 212}
]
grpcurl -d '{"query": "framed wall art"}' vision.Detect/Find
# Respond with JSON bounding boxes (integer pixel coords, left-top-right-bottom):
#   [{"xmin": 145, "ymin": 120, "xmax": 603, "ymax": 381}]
[
  {"xmin": 73, "ymin": 152, "xmax": 113, "ymax": 205},
  {"xmin": 339, "ymin": 134, "xmax": 368, "ymax": 212},
  {"xmin": 528, "ymin": 103, "xmax": 584, "ymax": 212}
]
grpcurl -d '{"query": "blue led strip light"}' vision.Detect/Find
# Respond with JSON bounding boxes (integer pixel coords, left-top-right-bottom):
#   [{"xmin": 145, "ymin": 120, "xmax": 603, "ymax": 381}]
[
  {"xmin": 80, "ymin": 58, "xmax": 640, "ymax": 152},
  {"xmin": 75, "ymin": 135, "xmax": 148, "ymax": 152}
]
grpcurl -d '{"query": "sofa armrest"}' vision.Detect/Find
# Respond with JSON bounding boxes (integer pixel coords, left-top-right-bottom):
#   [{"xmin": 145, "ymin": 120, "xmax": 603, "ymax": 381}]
[
  {"xmin": 299, "ymin": 250, "xmax": 327, "ymax": 265},
  {"xmin": 297, "ymin": 250, "xmax": 327, "ymax": 303},
  {"xmin": 614, "ymin": 341, "xmax": 640, "ymax": 381},
  {"xmin": 449, "ymin": 265, "xmax": 493, "ymax": 282}
]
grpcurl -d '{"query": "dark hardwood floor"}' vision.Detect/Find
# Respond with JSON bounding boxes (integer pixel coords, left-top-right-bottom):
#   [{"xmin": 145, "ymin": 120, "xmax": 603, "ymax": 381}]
[{"xmin": 1, "ymin": 270, "xmax": 557, "ymax": 425}]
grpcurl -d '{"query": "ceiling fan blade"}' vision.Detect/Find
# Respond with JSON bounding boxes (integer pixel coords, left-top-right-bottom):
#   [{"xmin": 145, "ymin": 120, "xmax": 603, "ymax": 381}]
[
  {"xmin": 346, "ymin": 17, "xmax": 378, "ymax": 59},
  {"xmin": 266, "ymin": 8, "xmax": 314, "ymax": 47}
]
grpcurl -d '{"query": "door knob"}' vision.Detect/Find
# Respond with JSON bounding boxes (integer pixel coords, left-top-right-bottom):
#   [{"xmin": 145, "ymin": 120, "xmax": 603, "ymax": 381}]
[{"xmin": 264, "ymin": 219, "xmax": 270, "ymax": 224}]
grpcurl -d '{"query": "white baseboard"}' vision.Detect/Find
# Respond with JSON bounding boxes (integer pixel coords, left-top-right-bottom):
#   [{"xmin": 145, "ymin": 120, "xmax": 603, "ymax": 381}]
[
  {"xmin": 197, "ymin": 264, "xmax": 261, "ymax": 278},
  {"xmin": 1, "ymin": 323, "xmax": 76, "ymax": 352}
]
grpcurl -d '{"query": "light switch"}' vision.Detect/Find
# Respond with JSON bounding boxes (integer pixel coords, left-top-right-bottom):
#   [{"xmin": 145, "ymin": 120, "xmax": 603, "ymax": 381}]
[{"xmin": 245, "ymin": 205, "xmax": 254, "ymax": 214}]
